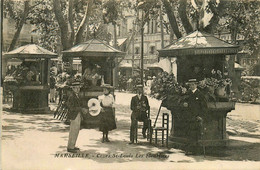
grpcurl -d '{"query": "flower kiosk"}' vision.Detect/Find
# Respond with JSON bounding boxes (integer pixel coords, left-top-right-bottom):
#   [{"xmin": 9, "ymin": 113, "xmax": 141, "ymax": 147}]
[
  {"xmin": 3, "ymin": 44, "xmax": 57, "ymax": 113},
  {"xmin": 62, "ymin": 39, "xmax": 125, "ymax": 128},
  {"xmin": 158, "ymin": 31, "xmax": 239, "ymax": 148}
]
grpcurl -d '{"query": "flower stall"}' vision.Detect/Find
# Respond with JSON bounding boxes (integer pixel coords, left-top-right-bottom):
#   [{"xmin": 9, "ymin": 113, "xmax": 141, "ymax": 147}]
[
  {"xmin": 61, "ymin": 39, "xmax": 125, "ymax": 128},
  {"xmin": 157, "ymin": 31, "xmax": 240, "ymax": 147},
  {"xmin": 3, "ymin": 44, "xmax": 57, "ymax": 113}
]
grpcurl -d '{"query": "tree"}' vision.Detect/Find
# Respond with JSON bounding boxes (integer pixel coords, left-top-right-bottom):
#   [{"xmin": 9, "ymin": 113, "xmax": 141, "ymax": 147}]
[
  {"xmin": 27, "ymin": 0, "xmax": 60, "ymax": 52},
  {"xmin": 162, "ymin": 0, "xmax": 183, "ymax": 39},
  {"xmin": 200, "ymin": 0, "xmax": 260, "ymax": 55},
  {"xmin": 219, "ymin": 0, "xmax": 260, "ymax": 55},
  {"xmin": 103, "ymin": 0, "xmax": 120, "ymax": 49},
  {"xmin": 178, "ymin": 0, "xmax": 193, "ymax": 34},
  {"xmin": 53, "ymin": 0, "xmax": 94, "ymax": 53},
  {"xmin": 4, "ymin": 0, "xmax": 41, "ymax": 51}
]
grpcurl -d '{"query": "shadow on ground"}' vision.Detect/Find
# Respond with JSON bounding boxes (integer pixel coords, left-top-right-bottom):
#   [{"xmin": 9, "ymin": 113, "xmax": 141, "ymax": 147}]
[{"xmin": 2, "ymin": 103, "xmax": 260, "ymax": 163}]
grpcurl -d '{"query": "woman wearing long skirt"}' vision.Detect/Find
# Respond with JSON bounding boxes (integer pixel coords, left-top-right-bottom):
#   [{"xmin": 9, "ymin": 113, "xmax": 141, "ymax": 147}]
[{"xmin": 98, "ymin": 84, "xmax": 116, "ymax": 142}]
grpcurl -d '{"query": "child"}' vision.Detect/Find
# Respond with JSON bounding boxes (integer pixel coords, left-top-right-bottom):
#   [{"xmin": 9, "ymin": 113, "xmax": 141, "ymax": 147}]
[{"xmin": 98, "ymin": 84, "xmax": 116, "ymax": 142}]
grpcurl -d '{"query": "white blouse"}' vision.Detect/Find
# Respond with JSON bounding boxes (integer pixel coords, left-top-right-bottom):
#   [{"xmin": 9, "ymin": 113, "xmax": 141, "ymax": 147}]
[{"xmin": 98, "ymin": 94, "xmax": 115, "ymax": 107}]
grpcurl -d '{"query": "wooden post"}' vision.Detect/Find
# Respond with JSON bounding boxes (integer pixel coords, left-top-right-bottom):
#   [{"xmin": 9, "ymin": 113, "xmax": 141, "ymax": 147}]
[{"xmin": 47, "ymin": 59, "xmax": 50, "ymax": 85}]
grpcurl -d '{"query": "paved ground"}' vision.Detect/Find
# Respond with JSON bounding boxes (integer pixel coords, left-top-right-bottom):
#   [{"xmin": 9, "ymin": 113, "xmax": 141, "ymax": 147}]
[{"xmin": 1, "ymin": 92, "xmax": 260, "ymax": 170}]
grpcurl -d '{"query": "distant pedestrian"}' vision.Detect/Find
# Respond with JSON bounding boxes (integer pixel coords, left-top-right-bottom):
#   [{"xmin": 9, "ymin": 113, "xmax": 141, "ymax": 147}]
[
  {"xmin": 127, "ymin": 77, "xmax": 133, "ymax": 91},
  {"xmin": 145, "ymin": 76, "xmax": 153, "ymax": 95},
  {"xmin": 50, "ymin": 73, "xmax": 56, "ymax": 103},
  {"xmin": 98, "ymin": 84, "xmax": 116, "ymax": 143}
]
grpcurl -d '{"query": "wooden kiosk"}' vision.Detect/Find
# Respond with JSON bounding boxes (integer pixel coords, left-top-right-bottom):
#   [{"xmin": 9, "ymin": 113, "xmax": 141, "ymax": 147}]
[
  {"xmin": 62, "ymin": 39, "xmax": 125, "ymax": 128},
  {"xmin": 3, "ymin": 44, "xmax": 57, "ymax": 113},
  {"xmin": 158, "ymin": 31, "xmax": 239, "ymax": 147}
]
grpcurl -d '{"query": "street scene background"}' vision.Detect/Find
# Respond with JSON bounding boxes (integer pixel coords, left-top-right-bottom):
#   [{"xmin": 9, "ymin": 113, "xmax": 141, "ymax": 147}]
[{"xmin": 1, "ymin": 0, "xmax": 260, "ymax": 169}]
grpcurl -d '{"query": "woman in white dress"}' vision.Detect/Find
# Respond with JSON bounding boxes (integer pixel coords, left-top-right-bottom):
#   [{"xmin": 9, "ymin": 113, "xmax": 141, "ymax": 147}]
[{"xmin": 98, "ymin": 84, "xmax": 116, "ymax": 142}]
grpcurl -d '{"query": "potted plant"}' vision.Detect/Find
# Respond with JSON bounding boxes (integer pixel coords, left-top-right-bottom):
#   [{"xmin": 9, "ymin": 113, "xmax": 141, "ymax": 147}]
[{"xmin": 198, "ymin": 69, "xmax": 232, "ymax": 98}]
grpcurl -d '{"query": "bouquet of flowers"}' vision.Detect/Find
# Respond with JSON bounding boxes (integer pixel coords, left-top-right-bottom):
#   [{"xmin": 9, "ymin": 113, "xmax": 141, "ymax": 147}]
[
  {"xmin": 198, "ymin": 69, "xmax": 232, "ymax": 89},
  {"xmin": 151, "ymin": 72, "xmax": 179, "ymax": 99},
  {"xmin": 150, "ymin": 72, "xmax": 189, "ymax": 110}
]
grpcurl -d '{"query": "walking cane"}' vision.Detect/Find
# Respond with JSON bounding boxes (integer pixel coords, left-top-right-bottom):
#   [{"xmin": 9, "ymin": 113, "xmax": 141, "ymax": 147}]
[
  {"xmin": 199, "ymin": 119, "xmax": 206, "ymax": 157},
  {"xmin": 153, "ymin": 102, "xmax": 162, "ymax": 128},
  {"xmin": 153, "ymin": 96, "xmax": 166, "ymax": 128}
]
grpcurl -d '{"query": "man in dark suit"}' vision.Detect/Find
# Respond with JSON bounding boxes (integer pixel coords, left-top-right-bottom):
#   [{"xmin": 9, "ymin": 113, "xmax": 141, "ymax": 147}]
[
  {"xmin": 185, "ymin": 79, "xmax": 207, "ymax": 154},
  {"xmin": 129, "ymin": 85, "xmax": 150, "ymax": 144},
  {"xmin": 66, "ymin": 82, "xmax": 82, "ymax": 153}
]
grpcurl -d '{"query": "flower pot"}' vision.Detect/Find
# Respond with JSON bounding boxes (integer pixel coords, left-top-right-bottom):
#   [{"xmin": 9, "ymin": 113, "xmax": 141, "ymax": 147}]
[
  {"xmin": 216, "ymin": 86, "xmax": 226, "ymax": 96},
  {"xmin": 208, "ymin": 86, "xmax": 215, "ymax": 94}
]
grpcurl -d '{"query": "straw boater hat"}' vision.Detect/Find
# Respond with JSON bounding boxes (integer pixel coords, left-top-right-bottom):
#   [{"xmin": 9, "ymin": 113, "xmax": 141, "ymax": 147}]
[
  {"xmin": 136, "ymin": 84, "xmax": 143, "ymax": 88},
  {"xmin": 71, "ymin": 81, "xmax": 81, "ymax": 86},
  {"xmin": 67, "ymin": 80, "xmax": 82, "ymax": 89},
  {"xmin": 186, "ymin": 79, "xmax": 198, "ymax": 84}
]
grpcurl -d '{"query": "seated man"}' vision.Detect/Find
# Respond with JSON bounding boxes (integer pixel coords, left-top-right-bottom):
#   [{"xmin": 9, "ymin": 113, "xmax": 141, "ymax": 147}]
[{"xmin": 129, "ymin": 85, "xmax": 150, "ymax": 144}]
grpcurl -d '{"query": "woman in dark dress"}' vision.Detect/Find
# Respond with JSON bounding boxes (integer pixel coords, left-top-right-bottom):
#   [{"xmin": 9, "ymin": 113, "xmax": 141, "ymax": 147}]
[{"xmin": 98, "ymin": 84, "xmax": 116, "ymax": 142}]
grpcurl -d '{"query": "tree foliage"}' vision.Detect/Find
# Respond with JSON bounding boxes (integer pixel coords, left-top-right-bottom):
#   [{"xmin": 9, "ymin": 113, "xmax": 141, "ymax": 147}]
[
  {"xmin": 217, "ymin": 0, "xmax": 260, "ymax": 55},
  {"xmin": 27, "ymin": 0, "xmax": 59, "ymax": 52},
  {"xmin": 4, "ymin": 0, "xmax": 33, "ymax": 51},
  {"xmin": 3, "ymin": 0, "xmax": 259, "ymax": 58}
]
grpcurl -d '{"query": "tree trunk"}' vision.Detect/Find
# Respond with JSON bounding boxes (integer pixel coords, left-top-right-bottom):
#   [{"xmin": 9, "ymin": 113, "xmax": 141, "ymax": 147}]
[
  {"xmin": 113, "ymin": 23, "xmax": 117, "ymax": 48},
  {"xmin": 203, "ymin": 1, "xmax": 226, "ymax": 33},
  {"xmin": 178, "ymin": 0, "xmax": 193, "ymax": 34},
  {"xmin": 8, "ymin": 0, "xmax": 30, "ymax": 51},
  {"xmin": 68, "ymin": 0, "xmax": 75, "ymax": 47},
  {"xmin": 231, "ymin": 23, "xmax": 238, "ymax": 44},
  {"xmin": 203, "ymin": 15, "xmax": 219, "ymax": 34},
  {"xmin": 75, "ymin": 0, "xmax": 93, "ymax": 45},
  {"xmin": 53, "ymin": 0, "xmax": 70, "ymax": 50},
  {"xmin": 161, "ymin": 0, "xmax": 182, "ymax": 39}
]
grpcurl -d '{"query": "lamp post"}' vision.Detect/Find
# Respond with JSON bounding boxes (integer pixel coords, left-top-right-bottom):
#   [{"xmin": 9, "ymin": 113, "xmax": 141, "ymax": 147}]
[
  {"xmin": 137, "ymin": 7, "xmax": 144, "ymax": 86},
  {"xmin": 140, "ymin": 10, "xmax": 144, "ymax": 86}
]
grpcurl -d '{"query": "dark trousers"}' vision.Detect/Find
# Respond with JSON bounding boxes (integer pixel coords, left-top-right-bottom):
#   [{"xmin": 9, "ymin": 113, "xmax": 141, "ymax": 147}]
[
  {"xmin": 130, "ymin": 112, "xmax": 148, "ymax": 142},
  {"xmin": 185, "ymin": 117, "xmax": 204, "ymax": 153}
]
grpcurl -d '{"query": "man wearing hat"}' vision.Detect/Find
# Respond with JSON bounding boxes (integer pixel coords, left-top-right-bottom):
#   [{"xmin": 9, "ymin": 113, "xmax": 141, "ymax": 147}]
[
  {"xmin": 66, "ymin": 81, "xmax": 82, "ymax": 153},
  {"xmin": 129, "ymin": 85, "xmax": 150, "ymax": 144},
  {"xmin": 184, "ymin": 79, "xmax": 207, "ymax": 154}
]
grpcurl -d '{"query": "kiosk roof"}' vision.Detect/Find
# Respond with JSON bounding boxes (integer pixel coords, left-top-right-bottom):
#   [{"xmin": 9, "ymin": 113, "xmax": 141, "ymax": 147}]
[
  {"xmin": 62, "ymin": 39, "xmax": 125, "ymax": 58},
  {"xmin": 158, "ymin": 31, "xmax": 239, "ymax": 57},
  {"xmin": 4, "ymin": 44, "xmax": 57, "ymax": 58}
]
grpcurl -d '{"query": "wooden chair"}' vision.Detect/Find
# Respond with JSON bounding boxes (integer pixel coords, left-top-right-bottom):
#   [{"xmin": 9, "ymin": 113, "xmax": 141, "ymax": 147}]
[
  {"xmin": 3, "ymin": 86, "xmax": 13, "ymax": 103},
  {"xmin": 153, "ymin": 113, "xmax": 169, "ymax": 147}
]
